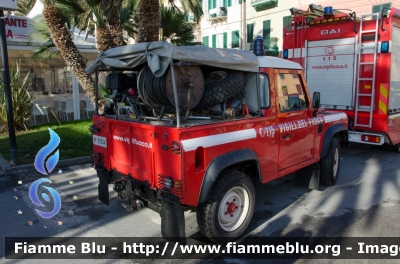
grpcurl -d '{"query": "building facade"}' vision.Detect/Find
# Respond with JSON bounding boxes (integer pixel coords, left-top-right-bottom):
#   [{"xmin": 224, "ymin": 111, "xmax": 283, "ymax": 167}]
[{"xmin": 197, "ymin": 0, "xmax": 399, "ymax": 54}]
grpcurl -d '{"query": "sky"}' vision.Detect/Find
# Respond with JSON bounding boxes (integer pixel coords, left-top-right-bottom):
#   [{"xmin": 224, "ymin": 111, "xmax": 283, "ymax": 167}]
[{"xmin": 27, "ymin": 1, "xmax": 43, "ymax": 18}]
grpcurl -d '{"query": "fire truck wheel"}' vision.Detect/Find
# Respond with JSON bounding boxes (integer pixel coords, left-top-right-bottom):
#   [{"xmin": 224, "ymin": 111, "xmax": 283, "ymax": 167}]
[
  {"xmin": 195, "ymin": 71, "xmax": 246, "ymax": 110},
  {"xmin": 320, "ymin": 138, "xmax": 341, "ymax": 186},
  {"xmin": 196, "ymin": 170, "xmax": 255, "ymax": 243}
]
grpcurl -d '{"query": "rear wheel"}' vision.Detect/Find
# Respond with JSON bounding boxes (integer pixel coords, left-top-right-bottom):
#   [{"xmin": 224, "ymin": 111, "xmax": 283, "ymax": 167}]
[
  {"xmin": 196, "ymin": 170, "xmax": 255, "ymax": 243},
  {"xmin": 320, "ymin": 138, "xmax": 340, "ymax": 186}
]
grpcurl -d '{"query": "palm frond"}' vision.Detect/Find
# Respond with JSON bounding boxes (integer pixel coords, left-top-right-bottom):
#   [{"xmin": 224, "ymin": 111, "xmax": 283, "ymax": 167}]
[
  {"xmin": 165, "ymin": 0, "xmax": 203, "ymax": 24},
  {"xmin": 15, "ymin": 0, "xmax": 37, "ymax": 16},
  {"xmin": 27, "ymin": 15, "xmax": 60, "ymax": 61},
  {"xmin": 161, "ymin": 5, "xmax": 196, "ymax": 46}
]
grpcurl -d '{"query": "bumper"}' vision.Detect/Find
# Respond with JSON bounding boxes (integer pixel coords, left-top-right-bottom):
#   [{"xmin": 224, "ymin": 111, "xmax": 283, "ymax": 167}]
[{"xmin": 96, "ymin": 169, "xmax": 186, "ymax": 243}]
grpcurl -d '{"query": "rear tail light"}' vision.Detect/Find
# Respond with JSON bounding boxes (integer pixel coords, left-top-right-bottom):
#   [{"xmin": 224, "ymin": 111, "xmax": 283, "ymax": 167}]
[
  {"xmin": 158, "ymin": 174, "xmax": 182, "ymax": 197},
  {"xmin": 361, "ymin": 135, "xmax": 381, "ymax": 143}
]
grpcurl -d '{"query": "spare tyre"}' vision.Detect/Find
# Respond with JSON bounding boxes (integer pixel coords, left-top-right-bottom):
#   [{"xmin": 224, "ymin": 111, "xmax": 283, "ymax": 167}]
[{"xmin": 195, "ymin": 71, "xmax": 246, "ymax": 110}]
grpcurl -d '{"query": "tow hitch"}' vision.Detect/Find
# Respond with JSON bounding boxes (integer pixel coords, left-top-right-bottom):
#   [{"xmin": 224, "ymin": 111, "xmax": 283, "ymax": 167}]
[{"xmin": 114, "ymin": 180, "xmax": 144, "ymax": 212}]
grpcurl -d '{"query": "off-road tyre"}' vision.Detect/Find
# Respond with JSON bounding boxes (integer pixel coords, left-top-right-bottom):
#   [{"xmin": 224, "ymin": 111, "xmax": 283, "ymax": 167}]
[
  {"xmin": 320, "ymin": 138, "xmax": 340, "ymax": 186},
  {"xmin": 195, "ymin": 71, "xmax": 246, "ymax": 110},
  {"xmin": 196, "ymin": 170, "xmax": 255, "ymax": 243}
]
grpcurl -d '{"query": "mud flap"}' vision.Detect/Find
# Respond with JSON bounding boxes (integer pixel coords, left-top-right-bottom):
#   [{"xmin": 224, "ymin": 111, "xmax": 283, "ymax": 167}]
[
  {"xmin": 97, "ymin": 170, "xmax": 110, "ymax": 205},
  {"xmin": 294, "ymin": 163, "xmax": 320, "ymax": 190},
  {"xmin": 160, "ymin": 200, "xmax": 186, "ymax": 244}
]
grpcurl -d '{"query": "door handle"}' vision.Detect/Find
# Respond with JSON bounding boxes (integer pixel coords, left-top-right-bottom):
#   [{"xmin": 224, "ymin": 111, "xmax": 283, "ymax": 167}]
[{"xmin": 282, "ymin": 134, "xmax": 292, "ymax": 139}]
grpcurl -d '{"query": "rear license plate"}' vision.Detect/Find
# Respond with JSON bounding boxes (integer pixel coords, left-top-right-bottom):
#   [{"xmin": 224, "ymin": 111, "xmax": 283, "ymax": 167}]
[{"xmin": 93, "ymin": 135, "xmax": 107, "ymax": 148}]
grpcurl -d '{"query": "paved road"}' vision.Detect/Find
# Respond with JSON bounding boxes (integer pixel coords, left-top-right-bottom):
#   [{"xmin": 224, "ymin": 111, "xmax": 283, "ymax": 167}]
[{"xmin": 0, "ymin": 143, "xmax": 399, "ymax": 263}]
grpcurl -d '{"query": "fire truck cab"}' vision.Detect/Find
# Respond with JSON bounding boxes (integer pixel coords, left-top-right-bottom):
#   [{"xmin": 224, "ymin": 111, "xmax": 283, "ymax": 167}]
[{"xmin": 283, "ymin": 4, "xmax": 400, "ymax": 147}]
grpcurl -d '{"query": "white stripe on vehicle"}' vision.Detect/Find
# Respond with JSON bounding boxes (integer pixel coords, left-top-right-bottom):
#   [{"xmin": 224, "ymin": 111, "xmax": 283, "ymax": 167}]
[
  {"xmin": 287, "ymin": 41, "xmax": 391, "ymax": 58},
  {"xmin": 322, "ymin": 112, "xmax": 347, "ymax": 123},
  {"xmin": 181, "ymin": 129, "xmax": 257, "ymax": 151}
]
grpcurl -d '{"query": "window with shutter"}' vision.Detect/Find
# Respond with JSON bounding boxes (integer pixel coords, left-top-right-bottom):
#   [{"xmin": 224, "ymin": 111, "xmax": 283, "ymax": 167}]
[
  {"xmin": 263, "ymin": 20, "xmax": 271, "ymax": 49},
  {"xmin": 223, "ymin": 32, "xmax": 227, "ymax": 48},
  {"xmin": 231, "ymin": 30, "xmax": 240, "ymax": 48},
  {"xmin": 247, "ymin": 23, "xmax": 254, "ymax": 43},
  {"xmin": 202, "ymin": 36, "xmax": 209, "ymax": 47},
  {"xmin": 212, "ymin": 34, "xmax": 217, "ymax": 48},
  {"xmin": 372, "ymin": 3, "xmax": 391, "ymax": 19},
  {"xmin": 283, "ymin": 15, "xmax": 292, "ymax": 30}
]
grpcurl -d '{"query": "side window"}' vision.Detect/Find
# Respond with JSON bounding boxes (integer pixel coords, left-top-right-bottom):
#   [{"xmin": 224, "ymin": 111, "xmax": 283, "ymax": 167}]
[
  {"xmin": 259, "ymin": 73, "xmax": 270, "ymax": 108},
  {"xmin": 277, "ymin": 73, "xmax": 308, "ymax": 112}
]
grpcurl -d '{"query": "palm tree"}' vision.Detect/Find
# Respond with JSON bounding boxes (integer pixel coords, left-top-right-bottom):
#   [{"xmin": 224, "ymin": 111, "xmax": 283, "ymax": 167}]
[
  {"xmin": 15, "ymin": 0, "xmax": 98, "ymax": 106},
  {"xmin": 41, "ymin": 1, "xmax": 98, "ymax": 105},
  {"xmin": 160, "ymin": 6, "xmax": 198, "ymax": 46},
  {"xmin": 163, "ymin": 0, "xmax": 203, "ymax": 25},
  {"xmin": 104, "ymin": 0, "xmax": 125, "ymax": 46},
  {"xmin": 137, "ymin": 0, "xmax": 160, "ymax": 42},
  {"xmin": 28, "ymin": 15, "xmax": 60, "ymax": 61},
  {"xmin": 53, "ymin": 0, "xmax": 117, "ymax": 52},
  {"xmin": 15, "ymin": 0, "xmax": 37, "ymax": 16},
  {"xmin": 138, "ymin": 0, "xmax": 203, "ymax": 42}
]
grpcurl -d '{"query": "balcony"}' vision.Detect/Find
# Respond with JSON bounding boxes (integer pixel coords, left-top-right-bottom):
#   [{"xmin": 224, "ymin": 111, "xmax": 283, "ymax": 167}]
[
  {"xmin": 187, "ymin": 16, "xmax": 197, "ymax": 25},
  {"xmin": 251, "ymin": 0, "xmax": 278, "ymax": 12},
  {"xmin": 208, "ymin": 7, "xmax": 228, "ymax": 23}
]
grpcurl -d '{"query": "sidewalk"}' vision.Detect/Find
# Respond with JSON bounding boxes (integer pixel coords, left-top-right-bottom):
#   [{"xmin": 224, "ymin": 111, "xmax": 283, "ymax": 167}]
[
  {"xmin": 0, "ymin": 152, "xmax": 92, "ymax": 194},
  {"xmin": 0, "ymin": 153, "xmax": 92, "ymax": 176}
]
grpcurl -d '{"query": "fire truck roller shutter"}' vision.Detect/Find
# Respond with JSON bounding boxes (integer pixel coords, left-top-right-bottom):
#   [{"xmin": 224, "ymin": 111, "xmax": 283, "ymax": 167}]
[
  {"xmin": 198, "ymin": 149, "xmax": 261, "ymax": 205},
  {"xmin": 389, "ymin": 26, "xmax": 400, "ymax": 113},
  {"xmin": 306, "ymin": 38, "xmax": 356, "ymax": 109}
]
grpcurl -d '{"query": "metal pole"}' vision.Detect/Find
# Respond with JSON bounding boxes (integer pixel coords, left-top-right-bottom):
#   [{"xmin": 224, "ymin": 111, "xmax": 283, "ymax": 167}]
[
  {"xmin": 241, "ymin": 0, "xmax": 246, "ymax": 50},
  {"xmin": 169, "ymin": 61, "xmax": 180, "ymax": 127},
  {"xmin": 0, "ymin": 9, "xmax": 18, "ymax": 165},
  {"xmin": 94, "ymin": 71, "xmax": 98, "ymax": 115}
]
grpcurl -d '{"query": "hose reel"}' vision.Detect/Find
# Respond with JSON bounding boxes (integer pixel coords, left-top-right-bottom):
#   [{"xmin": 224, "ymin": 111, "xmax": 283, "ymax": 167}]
[{"xmin": 137, "ymin": 65, "xmax": 205, "ymax": 112}]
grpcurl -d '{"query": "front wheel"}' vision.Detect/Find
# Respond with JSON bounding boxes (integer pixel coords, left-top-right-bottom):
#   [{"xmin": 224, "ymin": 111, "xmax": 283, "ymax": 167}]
[
  {"xmin": 196, "ymin": 170, "xmax": 255, "ymax": 243},
  {"xmin": 320, "ymin": 138, "xmax": 341, "ymax": 186}
]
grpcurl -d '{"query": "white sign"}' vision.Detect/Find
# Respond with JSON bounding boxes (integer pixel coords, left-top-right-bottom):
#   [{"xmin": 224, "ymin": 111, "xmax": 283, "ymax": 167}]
[
  {"xmin": 0, "ymin": 0, "xmax": 18, "ymax": 11},
  {"xmin": 4, "ymin": 16, "xmax": 31, "ymax": 41},
  {"xmin": 321, "ymin": 28, "xmax": 341, "ymax": 35},
  {"xmin": 93, "ymin": 135, "xmax": 107, "ymax": 148}
]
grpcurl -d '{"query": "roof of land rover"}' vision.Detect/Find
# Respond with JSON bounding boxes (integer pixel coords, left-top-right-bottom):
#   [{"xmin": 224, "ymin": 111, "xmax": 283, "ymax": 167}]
[
  {"xmin": 86, "ymin": 41, "xmax": 302, "ymax": 76},
  {"xmin": 257, "ymin": 56, "xmax": 302, "ymax": 70}
]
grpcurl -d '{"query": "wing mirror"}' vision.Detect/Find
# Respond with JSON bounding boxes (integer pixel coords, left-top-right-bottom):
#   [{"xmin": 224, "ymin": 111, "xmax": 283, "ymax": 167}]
[{"xmin": 312, "ymin": 92, "xmax": 320, "ymax": 117}]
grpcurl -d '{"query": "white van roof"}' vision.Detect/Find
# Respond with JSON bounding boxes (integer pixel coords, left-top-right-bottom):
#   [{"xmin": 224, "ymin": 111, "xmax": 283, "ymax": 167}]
[{"xmin": 257, "ymin": 56, "xmax": 303, "ymax": 70}]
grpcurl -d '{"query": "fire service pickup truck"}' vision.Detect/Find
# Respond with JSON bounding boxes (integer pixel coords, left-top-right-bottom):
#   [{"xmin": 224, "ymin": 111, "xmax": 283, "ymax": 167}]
[{"xmin": 86, "ymin": 42, "xmax": 348, "ymax": 243}]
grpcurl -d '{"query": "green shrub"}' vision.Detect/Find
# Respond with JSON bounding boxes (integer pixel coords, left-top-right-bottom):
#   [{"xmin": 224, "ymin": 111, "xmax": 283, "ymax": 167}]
[{"xmin": 0, "ymin": 61, "xmax": 32, "ymax": 132}]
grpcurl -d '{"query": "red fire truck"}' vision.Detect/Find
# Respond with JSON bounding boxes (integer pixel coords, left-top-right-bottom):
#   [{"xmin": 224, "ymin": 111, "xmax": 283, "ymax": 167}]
[
  {"xmin": 283, "ymin": 4, "xmax": 400, "ymax": 147},
  {"xmin": 87, "ymin": 42, "xmax": 348, "ymax": 243}
]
